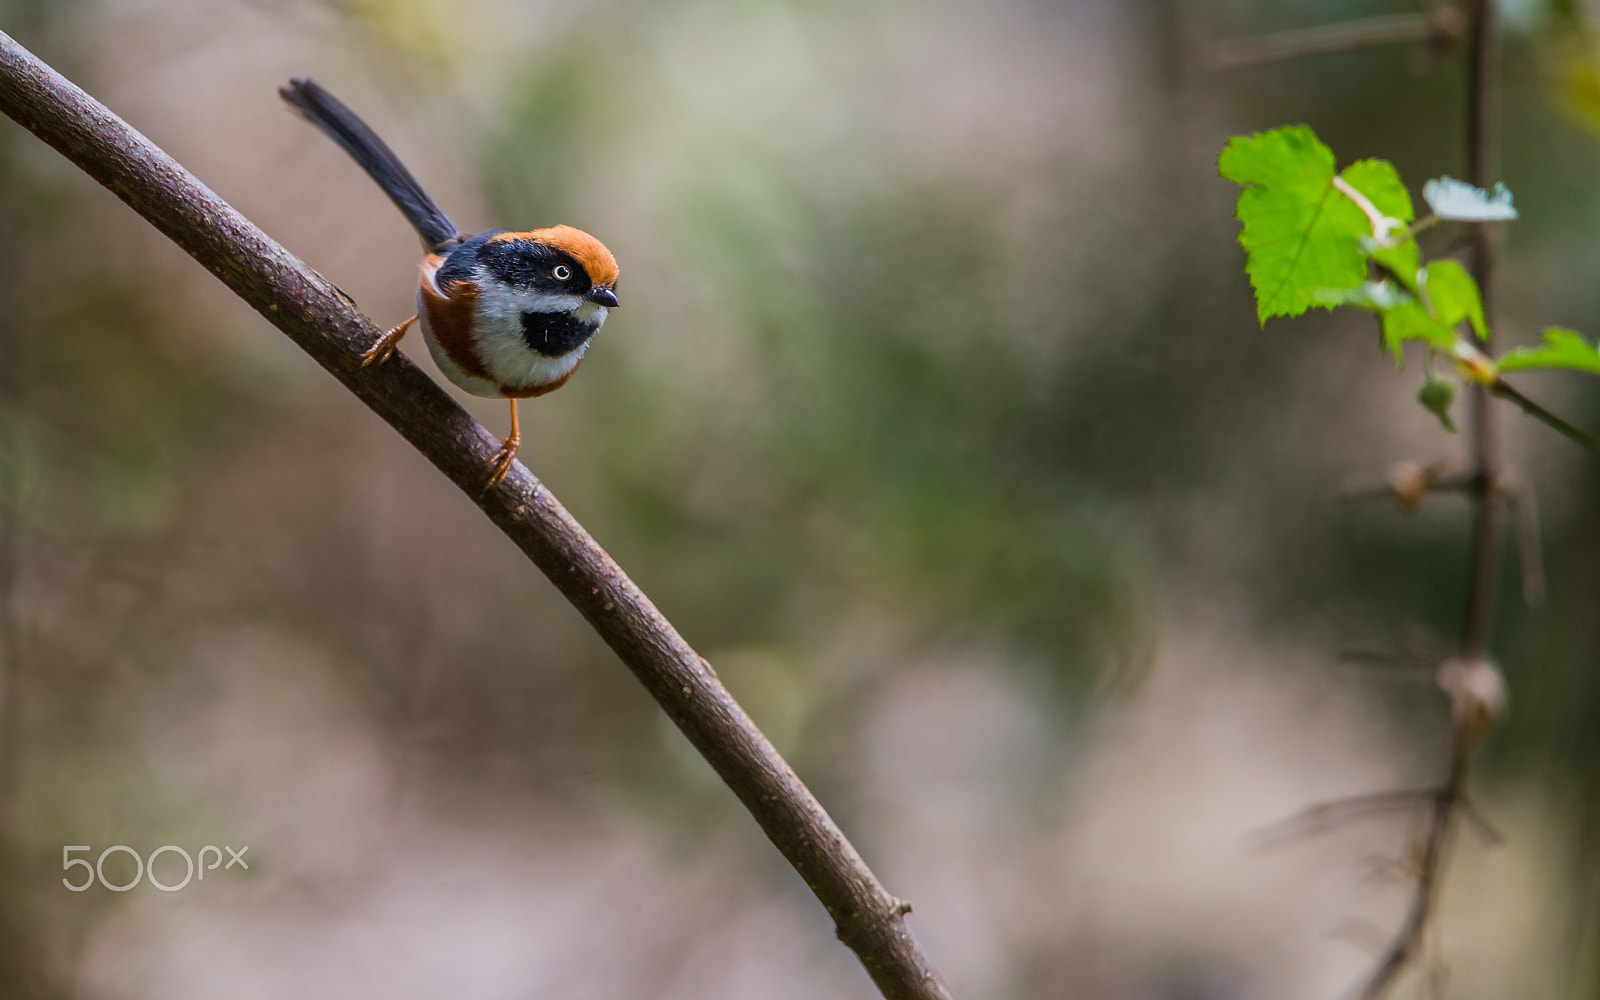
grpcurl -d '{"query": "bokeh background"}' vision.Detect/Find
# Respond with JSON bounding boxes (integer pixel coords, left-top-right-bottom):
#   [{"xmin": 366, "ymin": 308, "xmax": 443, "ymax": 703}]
[{"xmin": 0, "ymin": 0, "xmax": 1598, "ymax": 997}]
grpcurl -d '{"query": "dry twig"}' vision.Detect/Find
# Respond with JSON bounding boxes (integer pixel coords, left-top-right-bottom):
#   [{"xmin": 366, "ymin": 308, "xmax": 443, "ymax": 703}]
[
  {"xmin": 1210, "ymin": 7, "xmax": 1466, "ymax": 69},
  {"xmin": 1351, "ymin": 3, "xmax": 1509, "ymax": 995},
  {"xmin": 1338, "ymin": 458, "xmax": 1544, "ymax": 604},
  {"xmin": 1225, "ymin": 2, "xmax": 1517, "ymax": 995}
]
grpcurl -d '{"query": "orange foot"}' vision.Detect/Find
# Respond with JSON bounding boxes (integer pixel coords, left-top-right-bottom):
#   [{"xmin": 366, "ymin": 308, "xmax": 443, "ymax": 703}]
[
  {"xmin": 484, "ymin": 435, "xmax": 521, "ymax": 491},
  {"xmin": 481, "ymin": 398, "xmax": 524, "ymax": 493},
  {"xmin": 361, "ymin": 315, "xmax": 416, "ymax": 367},
  {"xmin": 483, "ymin": 399, "xmax": 522, "ymax": 492}
]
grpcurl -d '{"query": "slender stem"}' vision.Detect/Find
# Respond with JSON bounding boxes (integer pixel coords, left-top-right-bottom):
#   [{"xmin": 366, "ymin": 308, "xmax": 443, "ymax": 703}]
[
  {"xmin": 1490, "ymin": 378, "xmax": 1600, "ymax": 453},
  {"xmin": 1505, "ymin": 472, "xmax": 1545, "ymax": 605},
  {"xmin": 1407, "ymin": 214, "xmax": 1443, "ymax": 240},
  {"xmin": 1462, "ymin": 0, "xmax": 1502, "ymax": 659},
  {"xmin": 1211, "ymin": 13, "xmax": 1448, "ymax": 69},
  {"xmin": 1356, "ymin": 4, "xmax": 1505, "ymax": 996},
  {"xmin": 1334, "ymin": 174, "xmax": 1403, "ymax": 240},
  {"xmin": 1249, "ymin": 788, "xmax": 1439, "ymax": 849},
  {"xmin": 0, "ymin": 30, "xmax": 952, "ymax": 1000},
  {"xmin": 1357, "ymin": 751, "xmax": 1470, "ymax": 1000}
]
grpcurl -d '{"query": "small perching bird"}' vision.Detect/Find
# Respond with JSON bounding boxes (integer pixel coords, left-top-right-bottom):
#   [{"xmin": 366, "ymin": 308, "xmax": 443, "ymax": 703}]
[{"xmin": 279, "ymin": 78, "xmax": 619, "ymax": 489}]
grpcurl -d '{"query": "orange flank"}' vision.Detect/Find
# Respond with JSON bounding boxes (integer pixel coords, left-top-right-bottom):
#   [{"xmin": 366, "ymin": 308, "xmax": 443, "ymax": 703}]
[{"xmin": 420, "ymin": 259, "xmax": 490, "ymax": 381}]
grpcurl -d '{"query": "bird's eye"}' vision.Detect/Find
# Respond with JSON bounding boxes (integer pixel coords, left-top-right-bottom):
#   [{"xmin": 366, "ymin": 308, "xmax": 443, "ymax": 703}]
[{"xmin": 553, "ymin": 265, "xmax": 572, "ymax": 280}]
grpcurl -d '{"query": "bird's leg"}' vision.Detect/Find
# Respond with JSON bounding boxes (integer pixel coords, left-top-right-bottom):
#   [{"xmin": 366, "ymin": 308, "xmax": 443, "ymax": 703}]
[
  {"xmin": 485, "ymin": 398, "xmax": 521, "ymax": 490},
  {"xmin": 361, "ymin": 315, "xmax": 416, "ymax": 367}
]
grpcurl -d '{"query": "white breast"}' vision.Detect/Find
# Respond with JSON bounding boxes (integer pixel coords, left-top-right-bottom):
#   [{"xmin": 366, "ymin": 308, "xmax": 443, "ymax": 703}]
[
  {"xmin": 470, "ymin": 279, "xmax": 604, "ymax": 392},
  {"xmin": 414, "ymin": 258, "xmax": 609, "ymax": 398}
]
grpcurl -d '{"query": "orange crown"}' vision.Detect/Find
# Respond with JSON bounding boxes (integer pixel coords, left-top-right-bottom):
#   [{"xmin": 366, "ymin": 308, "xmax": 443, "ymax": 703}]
[{"xmin": 490, "ymin": 225, "xmax": 618, "ymax": 288}]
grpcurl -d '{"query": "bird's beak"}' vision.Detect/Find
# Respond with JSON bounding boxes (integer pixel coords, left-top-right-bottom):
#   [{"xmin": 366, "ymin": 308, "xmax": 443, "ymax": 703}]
[{"xmin": 586, "ymin": 286, "xmax": 619, "ymax": 308}]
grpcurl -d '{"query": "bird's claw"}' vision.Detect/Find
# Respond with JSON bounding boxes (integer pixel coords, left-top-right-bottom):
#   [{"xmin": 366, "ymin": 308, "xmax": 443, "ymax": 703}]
[
  {"xmin": 483, "ymin": 440, "xmax": 520, "ymax": 492},
  {"xmin": 361, "ymin": 316, "xmax": 416, "ymax": 368},
  {"xmin": 360, "ymin": 339, "xmax": 397, "ymax": 367}
]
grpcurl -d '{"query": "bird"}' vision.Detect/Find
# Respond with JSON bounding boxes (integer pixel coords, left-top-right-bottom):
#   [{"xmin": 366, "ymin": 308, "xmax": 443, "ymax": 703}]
[{"xmin": 278, "ymin": 78, "xmax": 619, "ymax": 489}]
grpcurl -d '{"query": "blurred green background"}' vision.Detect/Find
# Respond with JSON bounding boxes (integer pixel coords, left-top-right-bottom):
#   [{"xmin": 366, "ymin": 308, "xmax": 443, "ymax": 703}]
[{"xmin": 0, "ymin": 0, "xmax": 1598, "ymax": 997}]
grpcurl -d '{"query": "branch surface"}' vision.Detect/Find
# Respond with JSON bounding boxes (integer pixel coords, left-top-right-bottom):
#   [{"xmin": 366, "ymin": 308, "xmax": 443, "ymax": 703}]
[{"xmin": 0, "ymin": 30, "xmax": 952, "ymax": 1000}]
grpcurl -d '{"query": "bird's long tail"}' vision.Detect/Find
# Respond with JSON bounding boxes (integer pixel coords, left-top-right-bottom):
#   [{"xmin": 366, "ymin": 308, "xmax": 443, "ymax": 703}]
[{"xmin": 279, "ymin": 78, "xmax": 460, "ymax": 252}]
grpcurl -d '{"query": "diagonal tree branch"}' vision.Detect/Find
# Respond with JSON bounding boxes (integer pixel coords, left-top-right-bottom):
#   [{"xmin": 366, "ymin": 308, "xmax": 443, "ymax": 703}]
[{"xmin": 0, "ymin": 30, "xmax": 952, "ymax": 1000}]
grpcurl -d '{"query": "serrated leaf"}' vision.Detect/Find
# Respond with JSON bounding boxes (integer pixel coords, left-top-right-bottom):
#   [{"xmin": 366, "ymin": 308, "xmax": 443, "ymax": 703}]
[
  {"xmin": 1496, "ymin": 328, "xmax": 1600, "ymax": 374},
  {"xmin": 1220, "ymin": 127, "xmax": 1414, "ymax": 324},
  {"xmin": 1382, "ymin": 301, "xmax": 1457, "ymax": 363},
  {"xmin": 1342, "ymin": 159, "xmax": 1416, "ymax": 229},
  {"xmin": 1420, "ymin": 259, "xmax": 1488, "ymax": 340},
  {"xmin": 1344, "ymin": 159, "xmax": 1418, "ymax": 285},
  {"xmin": 1422, "ymin": 177, "xmax": 1518, "ymax": 221},
  {"xmin": 1368, "ymin": 239, "xmax": 1421, "ymax": 290}
]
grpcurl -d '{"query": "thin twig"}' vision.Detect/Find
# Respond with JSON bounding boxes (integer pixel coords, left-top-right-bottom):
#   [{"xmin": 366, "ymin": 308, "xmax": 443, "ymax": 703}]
[
  {"xmin": 1355, "ymin": 4, "xmax": 1505, "ymax": 995},
  {"xmin": 1496, "ymin": 467, "xmax": 1546, "ymax": 605},
  {"xmin": 1210, "ymin": 10, "xmax": 1463, "ymax": 69},
  {"xmin": 1339, "ymin": 459, "xmax": 1472, "ymax": 510},
  {"xmin": 1458, "ymin": 797, "xmax": 1504, "ymax": 846},
  {"xmin": 1508, "ymin": 478, "xmax": 1545, "ymax": 605},
  {"xmin": 1356, "ymin": 754, "xmax": 1470, "ymax": 999},
  {"xmin": 1250, "ymin": 789, "xmax": 1438, "ymax": 850},
  {"xmin": 0, "ymin": 30, "xmax": 952, "ymax": 1000},
  {"xmin": 1336, "ymin": 649, "xmax": 1438, "ymax": 681},
  {"xmin": 1332, "ymin": 918, "xmax": 1401, "ymax": 955},
  {"xmin": 1460, "ymin": 0, "xmax": 1503, "ymax": 661},
  {"xmin": 1491, "ymin": 378, "xmax": 1600, "ymax": 453}
]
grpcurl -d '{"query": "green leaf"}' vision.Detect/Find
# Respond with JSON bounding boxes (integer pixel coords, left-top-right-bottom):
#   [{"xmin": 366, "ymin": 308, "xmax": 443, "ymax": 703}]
[
  {"xmin": 1313, "ymin": 279, "xmax": 1457, "ymax": 365},
  {"xmin": 1420, "ymin": 259, "xmax": 1488, "ymax": 340},
  {"xmin": 1496, "ymin": 328, "xmax": 1600, "ymax": 375},
  {"xmin": 1368, "ymin": 238, "xmax": 1421, "ymax": 290},
  {"xmin": 1220, "ymin": 127, "xmax": 1414, "ymax": 324},
  {"xmin": 1381, "ymin": 301, "xmax": 1456, "ymax": 362},
  {"xmin": 1422, "ymin": 177, "xmax": 1518, "ymax": 221},
  {"xmin": 1342, "ymin": 159, "xmax": 1416, "ymax": 228},
  {"xmin": 1418, "ymin": 373, "xmax": 1459, "ymax": 432},
  {"xmin": 1344, "ymin": 158, "xmax": 1418, "ymax": 285}
]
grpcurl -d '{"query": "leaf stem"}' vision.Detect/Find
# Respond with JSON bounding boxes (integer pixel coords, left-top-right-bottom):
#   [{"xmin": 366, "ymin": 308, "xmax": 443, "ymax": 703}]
[
  {"xmin": 1407, "ymin": 214, "xmax": 1442, "ymax": 239},
  {"xmin": 1333, "ymin": 174, "xmax": 1404, "ymax": 243}
]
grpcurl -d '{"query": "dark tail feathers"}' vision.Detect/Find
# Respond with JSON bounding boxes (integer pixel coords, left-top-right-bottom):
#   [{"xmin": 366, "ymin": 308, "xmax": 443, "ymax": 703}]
[{"xmin": 280, "ymin": 78, "xmax": 460, "ymax": 251}]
